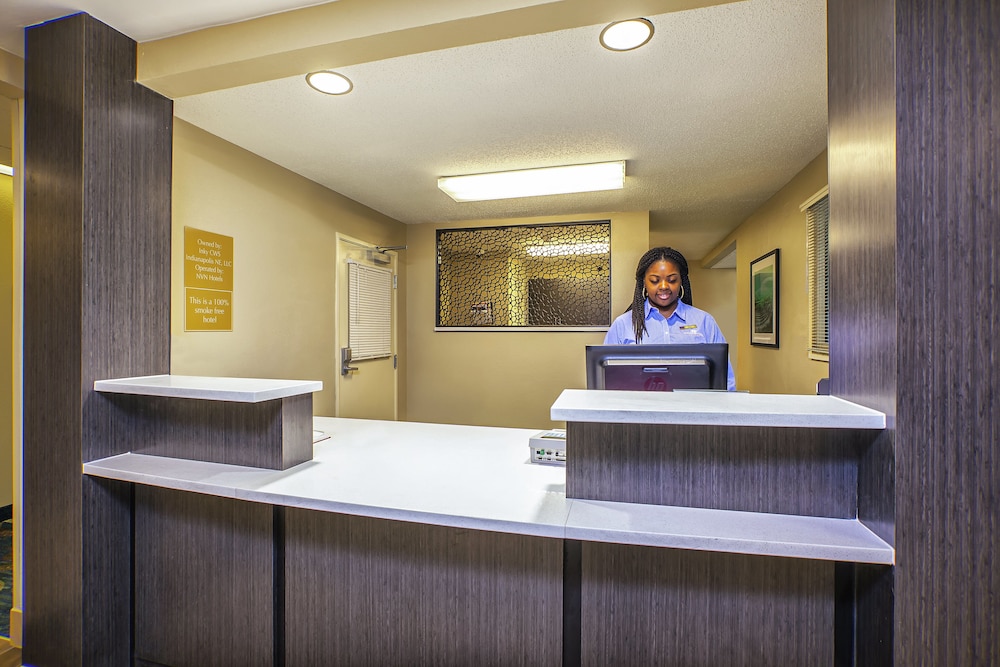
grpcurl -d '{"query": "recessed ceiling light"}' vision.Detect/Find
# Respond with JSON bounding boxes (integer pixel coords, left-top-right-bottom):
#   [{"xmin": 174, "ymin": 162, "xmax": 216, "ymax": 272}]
[
  {"xmin": 599, "ymin": 18, "xmax": 654, "ymax": 52},
  {"xmin": 437, "ymin": 161, "xmax": 625, "ymax": 202},
  {"xmin": 305, "ymin": 70, "xmax": 353, "ymax": 95}
]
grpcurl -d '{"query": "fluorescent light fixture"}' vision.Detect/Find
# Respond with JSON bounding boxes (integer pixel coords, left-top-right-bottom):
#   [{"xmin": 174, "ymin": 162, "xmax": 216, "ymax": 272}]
[
  {"xmin": 526, "ymin": 242, "xmax": 610, "ymax": 257},
  {"xmin": 0, "ymin": 164, "xmax": 12, "ymax": 176},
  {"xmin": 600, "ymin": 18, "xmax": 654, "ymax": 51},
  {"xmin": 438, "ymin": 161, "xmax": 625, "ymax": 202},
  {"xmin": 305, "ymin": 70, "xmax": 353, "ymax": 95}
]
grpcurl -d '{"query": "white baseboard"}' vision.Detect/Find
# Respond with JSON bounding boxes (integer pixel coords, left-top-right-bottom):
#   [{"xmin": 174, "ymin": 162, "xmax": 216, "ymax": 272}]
[{"xmin": 7, "ymin": 607, "xmax": 20, "ymax": 648}]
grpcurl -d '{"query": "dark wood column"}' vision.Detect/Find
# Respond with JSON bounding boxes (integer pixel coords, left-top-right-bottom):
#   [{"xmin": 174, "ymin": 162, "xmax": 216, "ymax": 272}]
[
  {"xmin": 827, "ymin": 0, "xmax": 898, "ymax": 663},
  {"xmin": 23, "ymin": 13, "xmax": 172, "ymax": 665},
  {"xmin": 892, "ymin": 1, "xmax": 999, "ymax": 662},
  {"xmin": 829, "ymin": 0, "xmax": 999, "ymax": 663}
]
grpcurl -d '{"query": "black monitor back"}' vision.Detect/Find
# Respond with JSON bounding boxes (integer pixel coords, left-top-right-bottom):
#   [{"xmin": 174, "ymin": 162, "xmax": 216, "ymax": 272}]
[{"xmin": 586, "ymin": 344, "xmax": 728, "ymax": 391}]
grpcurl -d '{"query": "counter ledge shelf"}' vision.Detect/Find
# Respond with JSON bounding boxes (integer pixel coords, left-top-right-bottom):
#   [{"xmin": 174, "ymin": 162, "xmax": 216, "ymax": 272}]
[
  {"xmin": 550, "ymin": 388, "xmax": 887, "ymax": 428},
  {"xmin": 93, "ymin": 374, "xmax": 322, "ymax": 402},
  {"xmin": 82, "ymin": 417, "xmax": 894, "ymax": 565},
  {"xmin": 93, "ymin": 373, "xmax": 322, "ymax": 470}
]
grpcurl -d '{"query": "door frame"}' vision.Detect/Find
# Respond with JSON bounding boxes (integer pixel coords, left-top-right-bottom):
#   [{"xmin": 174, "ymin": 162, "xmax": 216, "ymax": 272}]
[{"xmin": 334, "ymin": 233, "xmax": 398, "ymax": 419}]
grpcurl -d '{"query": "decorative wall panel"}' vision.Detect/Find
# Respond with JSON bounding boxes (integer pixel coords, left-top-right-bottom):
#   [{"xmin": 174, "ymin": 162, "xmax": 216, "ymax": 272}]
[
  {"xmin": 582, "ymin": 543, "xmax": 834, "ymax": 665},
  {"xmin": 436, "ymin": 221, "xmax": 610, "ymax": 328},
  {"xmin": 134, "ymin": 488, "xmax": 274, "ymax": 667},
  {"xmin": 284, "ymin": 509, "xmax": 564, "ymax": 665}
]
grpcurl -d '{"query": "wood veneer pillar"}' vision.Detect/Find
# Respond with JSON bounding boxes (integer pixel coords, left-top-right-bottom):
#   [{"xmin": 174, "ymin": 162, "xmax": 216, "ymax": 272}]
[
  {"xmin": 827, "ymin": 2, "xmax": 898, "ymax": 660},
  {"xmin": 23, "ymin": 13, "xmax": 171, "ymax": 664},
  {"xmin": 829, "ymin": 0, "xmax": 999, "ymax": 663}
]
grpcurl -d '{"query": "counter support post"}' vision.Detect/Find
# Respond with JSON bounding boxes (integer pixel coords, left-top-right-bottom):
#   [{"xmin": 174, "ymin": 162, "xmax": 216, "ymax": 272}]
[
  {"xmin": 562, "ymin": 539, "xmax": 582, "ymax": 667},
  {"xmin": 23, "ymin": 13, "xmax": 172, "ymax": 664}
]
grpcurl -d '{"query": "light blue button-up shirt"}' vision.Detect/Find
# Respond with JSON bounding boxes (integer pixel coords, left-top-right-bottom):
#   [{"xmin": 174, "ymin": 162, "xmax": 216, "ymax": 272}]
[{"xmin": 603, "ymin": 300, "xmax": 737, "ymax": 391}]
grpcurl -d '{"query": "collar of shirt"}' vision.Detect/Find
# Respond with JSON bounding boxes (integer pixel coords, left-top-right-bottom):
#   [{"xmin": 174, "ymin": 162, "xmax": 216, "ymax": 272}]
[{"xmin": 644, "ymin": 298, "xmax": 690, "ymax": 325}]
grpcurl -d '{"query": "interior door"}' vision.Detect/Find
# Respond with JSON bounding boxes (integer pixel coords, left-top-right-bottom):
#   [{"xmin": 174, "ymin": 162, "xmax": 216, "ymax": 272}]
[{"xmin": 336, "ymin": 234, "xmax": 397, "ymax": 420}]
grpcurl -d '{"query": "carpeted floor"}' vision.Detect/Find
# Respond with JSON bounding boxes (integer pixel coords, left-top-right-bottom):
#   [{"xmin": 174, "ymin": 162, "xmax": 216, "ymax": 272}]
[
  {"xmin": 0, "ymin": 514, "xmax": 11, "ymax": 639},
  {"xmin": 0, "ymin": 644, "xmax": 19, "ymax": 667}
]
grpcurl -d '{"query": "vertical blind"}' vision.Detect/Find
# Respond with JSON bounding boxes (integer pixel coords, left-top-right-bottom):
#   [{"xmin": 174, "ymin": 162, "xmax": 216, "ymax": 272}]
[
  {"xmin": 348, "ymin": 260, "xmax": 393, "ymax": 360},
  {"xmin": 806, "ymin": 195, "xmax": 830, "ymax": 355}
]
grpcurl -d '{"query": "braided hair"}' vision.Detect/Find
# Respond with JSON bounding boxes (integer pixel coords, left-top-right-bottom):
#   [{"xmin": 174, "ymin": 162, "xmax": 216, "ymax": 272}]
[{"xmin": 628, "ymin": 247, "xmax": 693, "ymax": 343}]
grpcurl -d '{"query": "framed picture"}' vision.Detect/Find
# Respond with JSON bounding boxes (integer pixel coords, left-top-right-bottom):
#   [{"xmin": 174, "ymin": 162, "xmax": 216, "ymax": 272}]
[{"xmin": 750, "ymin": 249, "xmax": 779, "ymax": 347}]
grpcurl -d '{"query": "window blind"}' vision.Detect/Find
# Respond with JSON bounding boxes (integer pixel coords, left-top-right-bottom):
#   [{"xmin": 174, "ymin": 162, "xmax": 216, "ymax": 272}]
[
  {"xmin": 348, "ymin": 261, "xmax": 393, "ymax": 360},
  {"xmin": 806, "ymin": 194, "xmax": 830, "ymax": 356}
]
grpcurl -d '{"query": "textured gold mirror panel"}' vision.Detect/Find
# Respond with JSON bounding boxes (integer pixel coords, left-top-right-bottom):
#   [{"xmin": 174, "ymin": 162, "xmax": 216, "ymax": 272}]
[{"xmin": 436, "ymin": 221, "xmax": 611, "ymax": 328}]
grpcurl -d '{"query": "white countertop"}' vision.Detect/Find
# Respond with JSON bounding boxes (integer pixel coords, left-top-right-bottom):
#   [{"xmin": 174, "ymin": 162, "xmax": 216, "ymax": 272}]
[
  {"xmin": 83, "ymin": 417, "xmax": 893, "ymax": 564},
  {"xmin": 93, "ymin": 374, "xmax": 323, "ymax": 402},
  {"xmin": 550, "ymin": 389, "xmax": 886, "ymax": 428}
]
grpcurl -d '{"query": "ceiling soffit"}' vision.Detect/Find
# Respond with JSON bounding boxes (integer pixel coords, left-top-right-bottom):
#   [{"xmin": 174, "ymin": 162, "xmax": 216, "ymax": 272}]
[{"xmin": 137, "ymin": 0, "xmax": 739, "ymax": 98}]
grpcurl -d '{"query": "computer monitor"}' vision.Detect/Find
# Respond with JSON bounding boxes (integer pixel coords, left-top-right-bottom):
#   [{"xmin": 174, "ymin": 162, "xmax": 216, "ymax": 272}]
[{"xmin": 586, "ymin": 344, "xmax": 729, "ymax": 391}]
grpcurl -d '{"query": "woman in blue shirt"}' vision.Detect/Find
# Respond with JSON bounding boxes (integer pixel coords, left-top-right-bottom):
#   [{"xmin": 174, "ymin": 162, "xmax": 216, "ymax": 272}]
[{"xmin": 604, "ymin": 247, "xmax": 736, "ymax": 390}]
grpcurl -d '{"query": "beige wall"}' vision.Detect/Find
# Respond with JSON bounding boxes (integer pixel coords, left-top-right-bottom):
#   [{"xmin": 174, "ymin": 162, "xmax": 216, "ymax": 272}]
[
  {"xmin": 170, "ymin": 120, "xmax": 407, "ymax": 416},
  {"xmin": 687, "ymin": 264, "xmax": 738, "ymax": 373},
  {"xmin": 405, "ymin": 212, "xmax": 649, "ymax": 429},
  {"xmin": 1, "ymin": 90, "xmax": 14, "ymax": 508},
  {"xmin": 0, "ymin": 170, "xmax": 12, "ymax": 506},
  {"xmin": 0, "ymin": 49, "xmax": 23, "ymax": 101},
  {"xmin": 2, "ymin": 83, "xmax": 22, "ymax": 641},
  {"xmin": 703, "ymin": 150, "xmax": 829, "ymax": 394}
]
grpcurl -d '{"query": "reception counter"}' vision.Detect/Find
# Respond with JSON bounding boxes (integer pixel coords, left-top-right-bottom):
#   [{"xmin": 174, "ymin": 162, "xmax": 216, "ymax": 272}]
[
  {"xmin": 84, "ymin": 416, "xmax": 892, "ymax": 564},
  {"xmin": 83, "ymin": 385, "xmax": 891, "ymax": 666}
]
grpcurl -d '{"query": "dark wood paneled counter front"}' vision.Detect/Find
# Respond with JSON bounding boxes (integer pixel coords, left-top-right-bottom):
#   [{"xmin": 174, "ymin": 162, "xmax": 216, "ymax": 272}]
[
  {"xmin": 553, "ymin": 389, "xmax": 891, "ymax": 666},
  {"xmin": 85, "ymin": 391, "xmax": 889, "ymax": 666}
]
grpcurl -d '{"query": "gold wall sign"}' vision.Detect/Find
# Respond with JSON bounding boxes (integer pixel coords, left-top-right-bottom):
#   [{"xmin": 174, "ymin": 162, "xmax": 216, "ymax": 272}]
[
  {"xmin": 184, "ymin": 227, "xmax": 233, "ymax": 290},
  {"xmin": 185, "ymin": 288, "xmax": 233, "ymax": 331},
  {"xmin": 184, "ymin": 227, "xmax": 234, "ymax": 331}
]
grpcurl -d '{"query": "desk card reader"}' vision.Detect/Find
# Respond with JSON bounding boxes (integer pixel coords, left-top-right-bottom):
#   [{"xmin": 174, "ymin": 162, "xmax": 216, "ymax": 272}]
[{"xmin": 529, "ymin": 429, "xmax": 566, "ymax": 465}]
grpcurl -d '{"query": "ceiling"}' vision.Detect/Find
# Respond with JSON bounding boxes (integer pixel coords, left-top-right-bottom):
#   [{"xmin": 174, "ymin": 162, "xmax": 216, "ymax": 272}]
[{"xmin": 0, "ymin": 0, "xmax": 828, "ymax": 262}]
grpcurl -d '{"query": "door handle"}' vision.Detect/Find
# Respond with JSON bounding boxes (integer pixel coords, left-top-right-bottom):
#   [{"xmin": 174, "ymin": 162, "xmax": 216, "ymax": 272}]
[{"xmin": 341, "ymin": 347, "xmax": 359, "ymax": 376}]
